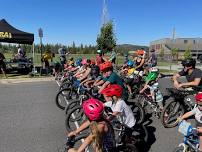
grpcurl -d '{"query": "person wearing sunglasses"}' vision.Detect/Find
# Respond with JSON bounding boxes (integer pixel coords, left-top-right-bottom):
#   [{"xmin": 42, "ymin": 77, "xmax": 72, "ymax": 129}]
[{"xmin": 173, "ymin": 58, "xmax": 202, "ymax": 89}]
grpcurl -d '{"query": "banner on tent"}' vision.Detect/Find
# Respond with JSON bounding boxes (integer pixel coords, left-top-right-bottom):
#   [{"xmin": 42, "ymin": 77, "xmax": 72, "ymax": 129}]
[{"xmin": 0, "ymin": 32, "xmax": 12, "ymax": 39}]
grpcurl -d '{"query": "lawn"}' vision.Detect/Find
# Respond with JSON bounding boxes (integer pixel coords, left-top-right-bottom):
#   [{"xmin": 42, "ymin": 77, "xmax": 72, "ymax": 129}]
[{"xmin": 4, "ymin": 53, "xmax": 178, "ymax": 67}]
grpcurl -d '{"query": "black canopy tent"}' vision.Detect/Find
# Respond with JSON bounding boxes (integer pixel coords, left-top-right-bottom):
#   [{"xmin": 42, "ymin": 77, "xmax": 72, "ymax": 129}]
[
  {"xmin": 0, "ymin": 19, "xmax": 36, "ymax": 73},
  {"xmin": 0, "ymin": 19, "xmax": 34, "ymax": 44}
]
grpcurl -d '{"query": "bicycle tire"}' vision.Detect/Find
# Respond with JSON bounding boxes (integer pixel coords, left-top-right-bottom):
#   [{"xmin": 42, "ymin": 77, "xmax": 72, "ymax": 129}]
[
  {"xmin": 172, "ymin": 145, "xmax": 185, "ymax": 152},
  {"xmin": 133, "ymin": 124, "xmax": 148, "ymax": 144},
  {"xmin": 160, "ymin": 100, "xmax": 185, "ymax": 128},
  {"xmin": 55, "ymin": 88, "xmax": 78, "ymax": 110},
  {"xmin": 65, "ymin": 105, "xmax": 88, "ymax": 132},
  {"xmin": 59, "ymin": 82, "xmax": 71, "ymax": 90},
  {"xmin": 65, "ymin": 99, "xmax": 81, "ymax": 115},
  {"xmin": 117, "ymin": 143, "xmax": 139, "ymax": 152},
  {"xmin": 129, "ymin": 102, "xmax": 145, "ymax": 125}
]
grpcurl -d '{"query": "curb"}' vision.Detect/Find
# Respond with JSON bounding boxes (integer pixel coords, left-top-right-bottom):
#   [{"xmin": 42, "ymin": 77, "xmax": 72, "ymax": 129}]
[{"xmin": 0, "ymin": 77, "xmax": 55, "ymax": 84}]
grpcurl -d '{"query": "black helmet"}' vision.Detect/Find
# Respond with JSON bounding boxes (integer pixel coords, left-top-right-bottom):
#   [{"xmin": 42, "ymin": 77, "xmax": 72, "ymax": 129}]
[{"xmin": 181, "ymin": 58, "xmax": 196, "ymax": 67}]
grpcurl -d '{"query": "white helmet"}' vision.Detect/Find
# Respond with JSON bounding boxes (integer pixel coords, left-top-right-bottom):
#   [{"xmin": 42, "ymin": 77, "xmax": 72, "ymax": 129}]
[{"xmin": 150, "ymin": 67, "xmax": 158, "ymax": 72}]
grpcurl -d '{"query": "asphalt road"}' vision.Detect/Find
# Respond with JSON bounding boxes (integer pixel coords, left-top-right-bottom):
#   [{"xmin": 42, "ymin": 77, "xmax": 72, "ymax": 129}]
[
  {"xmin": 0, "ymin": 81, "xmax": 66, "ymax": 152},
  {"xmin": 0, "ymin": 78, "xmax": 193, "ymax": 152}
]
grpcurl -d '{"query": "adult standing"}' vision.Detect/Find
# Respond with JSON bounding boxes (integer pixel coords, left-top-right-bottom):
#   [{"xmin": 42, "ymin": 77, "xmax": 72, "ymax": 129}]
[
  {"xmin": 95, "ymin": 50, "xmax": 105, "ymax": 66},
  {"xmin": 0, "ymin": 52, "xmax": 7, "ymax": 78},
  {"xmin": 148, "ymin": 49, "xmax": 157, "ymax": 67},
  {"xmin": 58, "ymin": 46, "xmax": 67, "ymax": 69},
  {"xmin": 109, "ymin": 49, "xmax": 117, "ymax": 65},
  {"xmin": 16, "ymin": 44, "xmax": 25, "ymax": 58}
]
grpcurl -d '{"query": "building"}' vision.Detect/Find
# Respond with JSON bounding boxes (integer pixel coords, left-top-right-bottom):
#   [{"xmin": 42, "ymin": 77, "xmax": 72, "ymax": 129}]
[{"xmin": 150, "ymin": 38, "xmax": 202, "ymax": 60}]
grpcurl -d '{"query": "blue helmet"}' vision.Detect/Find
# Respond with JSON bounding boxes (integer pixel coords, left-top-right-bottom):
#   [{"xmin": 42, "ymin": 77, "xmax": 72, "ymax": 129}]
[
  {"xmin": 76, "ymin": 58, "xmax": 82, "ymax": 66},
  {"xmin": 127, "ymin": 60, "xmax": 134, "ymax": 67}
]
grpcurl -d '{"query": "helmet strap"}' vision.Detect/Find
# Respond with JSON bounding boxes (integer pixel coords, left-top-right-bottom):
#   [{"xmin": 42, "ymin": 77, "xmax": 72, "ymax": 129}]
[{"xmin": 112, "ymin": 96, "xmax": 118, "ymax": 103}]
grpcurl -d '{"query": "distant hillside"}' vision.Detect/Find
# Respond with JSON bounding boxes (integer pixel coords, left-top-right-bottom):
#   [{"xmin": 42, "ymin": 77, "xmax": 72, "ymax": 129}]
[{"xmin": 115, "ymin": 44, "xmax": 149, "ymax": 54}]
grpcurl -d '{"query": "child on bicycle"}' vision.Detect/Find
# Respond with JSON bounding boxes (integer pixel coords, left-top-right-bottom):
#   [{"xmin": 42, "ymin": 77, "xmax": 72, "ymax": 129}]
[
  {"xmin": 100, "ymin": 84, "xmax": 136, "ymax": 139},
  {"xmin": 73, "ymin": 59, "xmax": 91, "ymax": 81},
  {"xmin": 178, "ymin": 93, "xmax": 202, "ymax": 152},
  {"xmin": 139, "ymin": 67, "xmax": 163, "ymax": 110},
  {"xmin": 67, "ymin": 98, "xmax": 116, "ymax": 152},
  {"xmin": 120, "ymin": 60, "xmax": 141, "ymax": 98}
]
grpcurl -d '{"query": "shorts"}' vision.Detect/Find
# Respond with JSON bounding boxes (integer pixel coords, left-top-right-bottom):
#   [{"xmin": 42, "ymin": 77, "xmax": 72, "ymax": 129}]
[{"xmin": 0, "ymin": 62, "xmax": 6, "ymax": 71}]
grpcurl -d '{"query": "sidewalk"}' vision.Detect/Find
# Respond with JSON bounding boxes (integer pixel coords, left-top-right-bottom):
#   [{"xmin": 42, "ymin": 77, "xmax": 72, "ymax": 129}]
[
  {"xmin": 0, "ymin": 76, "xmax": 54, "ymax": 84},
  {"xmin": 157, "ymin": 64, "xmax": 202, "ymax": 71}
]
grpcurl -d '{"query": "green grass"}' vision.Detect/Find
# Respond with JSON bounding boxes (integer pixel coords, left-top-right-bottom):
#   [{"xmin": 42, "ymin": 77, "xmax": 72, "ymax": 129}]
[
  {"xmin": 4, "ymin": 53, "xmax": 179, "ymax": 66},
  {"xmin": 157, "ymin": 61, "xmax": 178, "ymax": 66},
  {"xmin": 159, "ymin": 69, "xmax": 177, "ymax": 73}
]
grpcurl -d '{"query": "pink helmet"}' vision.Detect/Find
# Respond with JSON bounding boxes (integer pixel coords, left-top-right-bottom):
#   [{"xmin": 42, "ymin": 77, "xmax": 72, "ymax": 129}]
[
  {"xmin": 82, "ymin": 59, "xmax": 87, "ymax": 65},
  {"xmin": 195, "ymin": 93, "xmax": 202, "ymax": 103},
  {"xmin": 82, "ymin": 98, "xmax": 104, "ymax": 121}
]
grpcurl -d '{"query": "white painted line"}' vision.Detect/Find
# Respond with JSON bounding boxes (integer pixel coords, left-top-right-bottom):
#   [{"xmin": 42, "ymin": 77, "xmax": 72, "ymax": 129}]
[{"xmin": 56, "ymin": 80, "xmax": 87, "ymax": 147}]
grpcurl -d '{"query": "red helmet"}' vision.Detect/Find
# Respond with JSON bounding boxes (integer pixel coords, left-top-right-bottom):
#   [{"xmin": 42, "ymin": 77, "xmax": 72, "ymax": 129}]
[
  {"xmin": 136, "ymin": 49, "xmax": 145, "ymax": 55},
  {"xmin": 99, "ymin": 61, "xmax": 112, "ymax": 72},
  {"xmin": 91, "ymin": 59, "xmax": 95, "ymax": 65},
  {"xmin": 82, "ymin": 98, "xmax": 104, "ymax": 121},
  {"xmin": 101, "ymin": 84, "xmax": 123, "ymax": 97},
  {"xmin": 195, "ymin": 93, "xmax": 202, "ymax": 103}
]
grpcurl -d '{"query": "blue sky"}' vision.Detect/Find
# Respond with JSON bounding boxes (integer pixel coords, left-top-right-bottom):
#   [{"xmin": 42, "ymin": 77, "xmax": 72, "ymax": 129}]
[{"xmin": 1, "ymin": 0, "xmax": 202, "ymax": 46}]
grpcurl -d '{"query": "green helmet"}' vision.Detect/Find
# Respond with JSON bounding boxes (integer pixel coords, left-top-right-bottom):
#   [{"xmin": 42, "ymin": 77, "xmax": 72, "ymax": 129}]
[
  {"xmin": 145, "ymin": 72, "xmax": 158, "ymax": 82},
  {"xmin": 97, "ymin": 50, "xmax": 102, "ymax": 54}
]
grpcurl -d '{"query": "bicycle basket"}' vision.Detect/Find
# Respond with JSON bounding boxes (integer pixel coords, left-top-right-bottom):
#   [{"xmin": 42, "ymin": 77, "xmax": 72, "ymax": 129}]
[{"xmin": 178, "ymin": 120, "xmax": 192, "ymax": 136}]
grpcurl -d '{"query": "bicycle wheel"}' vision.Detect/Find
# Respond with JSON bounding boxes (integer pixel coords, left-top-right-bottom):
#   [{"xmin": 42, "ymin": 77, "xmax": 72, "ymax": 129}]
[
  {"xmin": 173, "ymin": 145, "xmax": 185, "ymax": 152},
  {"xmin": 132, "ymin": 124, "xmax": 148, "ymax": 144},
  {"xmin": 65, "ymin": 105, "xmax": 88, "ymax": 132},
  {"xmin": 117, "ymin": 143, "xmax": 139, "ymax": 152},
  {"xmin": 55, "ymin": 88, "xmax": 78, "ymax": 110},
  {"xmin": 65, "ymin": 99, "xmax": 81, "ymax": 115},
  {"xmin": 160, "ymin": 100, "xmax": 185, "ymax": 128},
  {"xmin": 59, "ymin": 82, "xmax": 71, "ymax": 90},
  {"xmin": 129, "ymin": 102, "xmax": 145, "ymax": 125}
]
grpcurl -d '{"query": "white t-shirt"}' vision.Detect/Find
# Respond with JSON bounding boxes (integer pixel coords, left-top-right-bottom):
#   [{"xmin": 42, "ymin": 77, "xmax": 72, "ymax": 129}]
[
  {"xmin": 18, "ymin": 48, "xmax": 24, "ymax": 56},
  {"xmin": 191, "ymin": 107, "xmax": 202, "ymax": 123},
  {"xmin": 104, "ymin": 99, "xmax": 136, "ymax": 128}
]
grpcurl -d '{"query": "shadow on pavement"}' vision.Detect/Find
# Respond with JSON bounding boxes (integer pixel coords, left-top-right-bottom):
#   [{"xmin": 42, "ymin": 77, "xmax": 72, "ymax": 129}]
[{"xmin": 137, "ymin": 114, "xmax": 157, "ymax": 152}]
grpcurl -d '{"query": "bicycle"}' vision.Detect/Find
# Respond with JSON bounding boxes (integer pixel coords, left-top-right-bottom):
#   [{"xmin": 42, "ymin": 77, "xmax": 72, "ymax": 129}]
[
  {"xmin": 160, "ymin": 87, "xmax": 198, "ymax": 128},
  {"xmin": 65, "ymin": 96, "xmax": 145, "ymax": 132},
  {"xmin": 55, "ymin": 79, "xmax": 80, "ymax": 110},
  {"xmin": 173, "ymin": 120, "xmax": 199, "ymax": 152},
  {"xmin": 136, "ymin": 88, "xmax": 163, "ymax": 119},
  {"xmin": 59, "ymin": 134, "xmax": 139, "ymax": 152}
]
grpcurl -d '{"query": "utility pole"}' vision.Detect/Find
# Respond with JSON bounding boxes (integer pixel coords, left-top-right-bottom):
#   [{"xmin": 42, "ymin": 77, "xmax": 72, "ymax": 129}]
[
  {"xmin": 101, "ymin": 0, "xmax": 109, "ymax": 26},
  {"xmin": 38, "ymin": 28, "xmax": 43, "ymax": 62},
  {"xmin": 172, "ymin": 27, "xmax": 176, "ymax": 41}
]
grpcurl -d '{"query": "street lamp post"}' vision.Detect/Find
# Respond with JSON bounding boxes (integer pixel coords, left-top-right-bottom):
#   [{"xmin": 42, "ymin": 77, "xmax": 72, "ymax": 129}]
[{"xmin": 38, "ymin": 28, "xmax": 43, "ymax": 62}]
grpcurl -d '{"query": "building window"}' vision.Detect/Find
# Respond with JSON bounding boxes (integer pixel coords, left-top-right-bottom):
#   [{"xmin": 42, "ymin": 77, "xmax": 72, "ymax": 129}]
[
  {"xmin": 184, "ymin": 40, "xmax": 188, "ymax": 44},
  {"xmin": 193, "ymin": 40, "xmax": 196, "ymax": 44}
]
